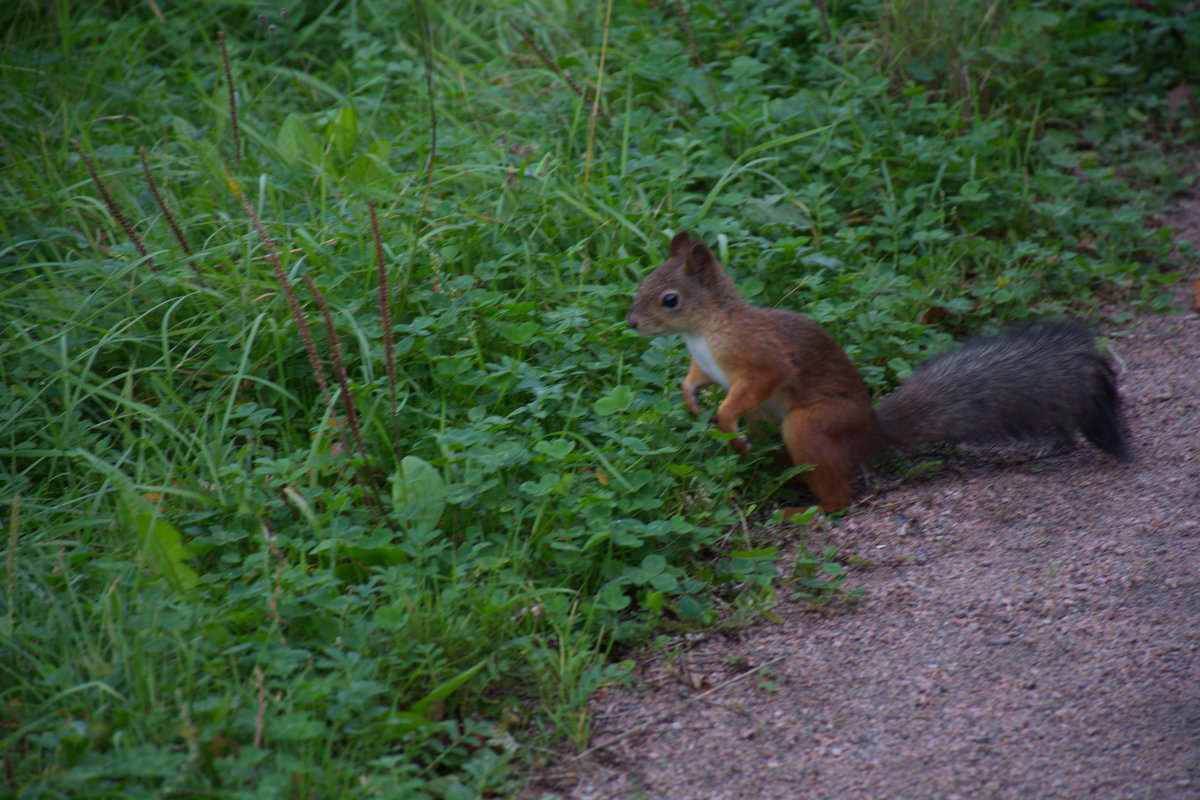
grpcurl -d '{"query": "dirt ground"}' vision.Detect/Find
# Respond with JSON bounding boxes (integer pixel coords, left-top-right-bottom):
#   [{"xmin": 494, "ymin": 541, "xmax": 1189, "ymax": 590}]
[{"xmin": 526, "ymin": 182, "xmax": 1200, "ymax": 798}]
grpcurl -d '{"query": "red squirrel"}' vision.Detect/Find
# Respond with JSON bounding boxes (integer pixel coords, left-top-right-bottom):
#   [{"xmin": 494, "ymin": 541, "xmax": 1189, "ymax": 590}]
[{"xmin": 626, "ymin": 231, "xmax": 1129, "ymax": 513}]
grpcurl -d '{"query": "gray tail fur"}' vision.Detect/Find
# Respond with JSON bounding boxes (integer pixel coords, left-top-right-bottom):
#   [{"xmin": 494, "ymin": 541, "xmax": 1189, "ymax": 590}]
[{"xmin": 876, "ymin": 320, "xmax": 1129, "ymax": 460}]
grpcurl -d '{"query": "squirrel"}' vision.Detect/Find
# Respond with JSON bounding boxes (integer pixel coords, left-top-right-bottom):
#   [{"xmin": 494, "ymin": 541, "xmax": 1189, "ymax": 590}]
[{"xmin": 626, "ymin": 231, "xmax": 1130, "ymax": 514}]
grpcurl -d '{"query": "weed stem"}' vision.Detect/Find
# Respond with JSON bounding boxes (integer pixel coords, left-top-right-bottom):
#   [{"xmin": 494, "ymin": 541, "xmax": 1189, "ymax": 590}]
[
  {"xmin": 217, "ymin": 31, "xmax": 241, "ymax": 163},
  {"xmin": 71, "ymin": 140, "xmax": 156, "ymax": 270}
]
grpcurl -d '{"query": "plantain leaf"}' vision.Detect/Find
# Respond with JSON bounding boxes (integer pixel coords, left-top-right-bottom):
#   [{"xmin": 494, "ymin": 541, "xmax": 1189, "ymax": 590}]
[
  {"xmin": 134, "ymin": 512, "xmax": 199, "ymax": 592},
  {"xmin": 390, "ymin": 455, "xmax": 446, "ymax": 530}
]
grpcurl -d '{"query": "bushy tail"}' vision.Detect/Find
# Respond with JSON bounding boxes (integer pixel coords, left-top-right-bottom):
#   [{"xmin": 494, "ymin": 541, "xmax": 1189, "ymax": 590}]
[{"xmin": 876, "ymin": 320, "xmax": 1129, "ymax": 460}]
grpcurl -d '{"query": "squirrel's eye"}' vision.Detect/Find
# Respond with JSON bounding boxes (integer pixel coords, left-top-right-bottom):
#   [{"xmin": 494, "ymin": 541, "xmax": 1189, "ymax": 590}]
[{"xmin": 661, "ymin": 292, "xmax": 679, "ymax": 309}]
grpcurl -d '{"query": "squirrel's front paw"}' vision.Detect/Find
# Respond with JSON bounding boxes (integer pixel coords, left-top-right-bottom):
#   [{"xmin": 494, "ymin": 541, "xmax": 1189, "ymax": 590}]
[{"xmin": 731, "ymin": 435, "xmax": 751, "ymax": 455}]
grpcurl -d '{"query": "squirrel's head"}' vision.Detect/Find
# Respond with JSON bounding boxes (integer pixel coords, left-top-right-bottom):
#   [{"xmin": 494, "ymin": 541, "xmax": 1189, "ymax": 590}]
[{"xmin": 626, "ymin": 231, "xmax": 736, "ymax": 337}]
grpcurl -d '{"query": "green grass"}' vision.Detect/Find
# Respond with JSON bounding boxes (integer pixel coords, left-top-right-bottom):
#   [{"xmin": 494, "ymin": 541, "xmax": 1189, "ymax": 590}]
[{"xmin": 1, "ymin": 0, "xmax": 1196, "ymax": 796}]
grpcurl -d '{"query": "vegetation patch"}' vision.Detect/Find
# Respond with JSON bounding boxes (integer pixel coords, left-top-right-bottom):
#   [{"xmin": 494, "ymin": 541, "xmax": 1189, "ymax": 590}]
[{"xmin": 1, "ymin": 0, "xmax": 1194, "ymax": 795}]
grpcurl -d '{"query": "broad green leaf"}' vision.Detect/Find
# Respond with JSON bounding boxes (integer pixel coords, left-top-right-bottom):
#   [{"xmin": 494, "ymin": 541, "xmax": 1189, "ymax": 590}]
[
  {"xmin": 649, "ymin": 572, "xmax": 678, "ymax": 592},
  {"xmin": 134, "ymin": 512, "xmax": 198, "ymax": 592},
  {"xmin": 600, "ymin": 583, "xmax": 631, "ymax": 610},
  {"xmin": 277, "ymin": 112, "xmax": 322, "ymax": 167},
  {"xmin": 373, "ymin": 603, "xmax": 407, "ymax": 628},
  {"xmin": 674, "ymin": 595, "xmax": 704, "ymax": 620},
  {"xmin": 534, "ymin": 438, "xmax": 576, "ymax": 459},
  {"xmin": 640, "ymin": 554, "xmax": 666, "ymax": 576},
  {"xmin": 410, "ymin": 661, "xmax": 487, "ymax": 719},
  {"xmin": 373, "ymin": 712, "xmax": 433, "ymax": 736},
  {"xmin": 325, "ymin": 105, "xmax": 358, "ymax": 159},
  {"xmin": 498, "ymin": 320, "xmax": 538, "ymax": 345},
  {"xmin": 390, "ymin": 455, "xmax": 446, "ymax": 530},
  {"xmin": 644, "ymin": 590, "xmax": 666, "ymax": 612},
  {"xmin": 271, "ymin": 712, "xmax": 324, "ymax": 742},
  {"xmin": 593, "ymin": 385, "xmax": 633, "ymax": 416}
]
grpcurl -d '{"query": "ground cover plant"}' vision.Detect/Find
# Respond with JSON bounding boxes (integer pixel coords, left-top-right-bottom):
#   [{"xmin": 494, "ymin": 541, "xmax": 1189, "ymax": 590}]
[{"xmin": 1, "ymin": 0, "xmax": 1194, "ymax": 796}]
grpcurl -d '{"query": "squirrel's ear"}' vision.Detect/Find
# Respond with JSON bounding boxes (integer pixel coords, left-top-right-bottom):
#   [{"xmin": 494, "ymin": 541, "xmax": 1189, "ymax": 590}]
[
  {"xmin": 687, "ymin": 241, "xmax": 715, "ymax": 266},
  {"xmin": 685, "ymin": 241, "xmax": 721, "ymax": 284},
  {"xmin": 669, "ymin": 230, "xmax": 693, "ymax": 257}
]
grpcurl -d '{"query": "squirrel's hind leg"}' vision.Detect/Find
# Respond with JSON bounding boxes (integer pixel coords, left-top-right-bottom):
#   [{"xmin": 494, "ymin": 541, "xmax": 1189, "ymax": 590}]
[{"xmin": 780, "ymin": 402, "xmax": 875, "ymax": 513}]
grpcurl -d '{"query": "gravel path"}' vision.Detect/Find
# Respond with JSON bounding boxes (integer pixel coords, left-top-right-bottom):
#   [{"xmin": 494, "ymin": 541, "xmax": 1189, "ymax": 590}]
[{"xmin": 528, "ymin": 200, "xmax": 1200, "ymax": 799}]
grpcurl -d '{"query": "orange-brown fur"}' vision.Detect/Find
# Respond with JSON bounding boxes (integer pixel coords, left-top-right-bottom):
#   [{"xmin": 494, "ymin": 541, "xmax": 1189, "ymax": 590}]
[
  {"xmin": 626, "ymin": 231, "xmax": 1128, "ymax": 514},
  {"xmin": 627, "ymin": 231, "xmax": 878, "ymax": 512}
]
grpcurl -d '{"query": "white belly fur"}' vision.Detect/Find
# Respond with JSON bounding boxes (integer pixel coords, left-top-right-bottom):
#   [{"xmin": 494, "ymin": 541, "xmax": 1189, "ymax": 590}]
[
  {"xmin": 684, "ymin": 334, "xmax": 730, "ymax": 389},
  {"xmin": 684, "ymin": 334, "xmax": 786, "ymax": 422}
]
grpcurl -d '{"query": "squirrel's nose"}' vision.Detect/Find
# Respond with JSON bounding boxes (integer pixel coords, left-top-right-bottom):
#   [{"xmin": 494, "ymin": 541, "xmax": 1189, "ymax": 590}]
[{"xmin": 626, "ymin": 314, "xmax": 639, "ymax": 330}]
